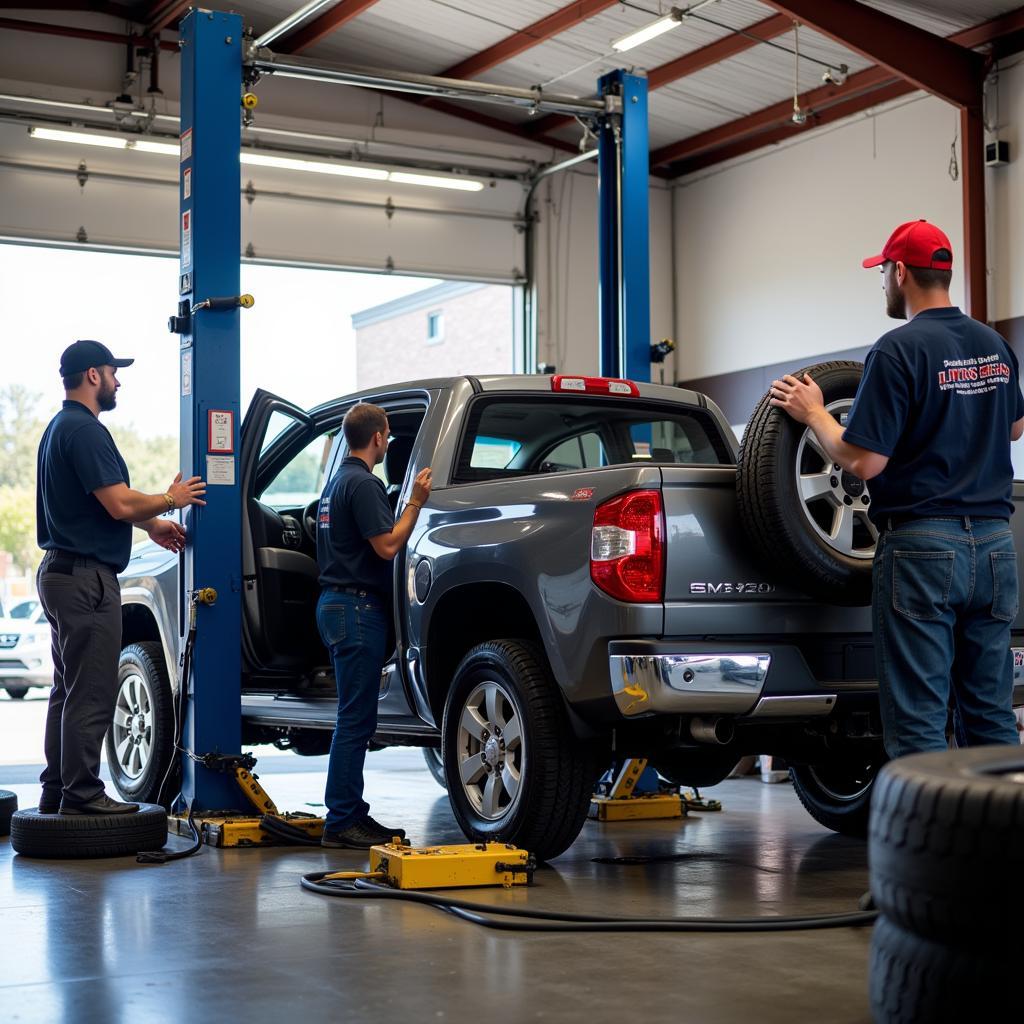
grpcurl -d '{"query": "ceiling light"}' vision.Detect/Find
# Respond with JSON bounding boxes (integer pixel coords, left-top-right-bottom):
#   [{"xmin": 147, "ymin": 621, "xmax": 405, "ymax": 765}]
[
  {"xmin": 611, "ymin": 1, "xmax": 719, "ymax": 53},
  {"xmin": 29, "ymin": 126, "xmax": 128, "ymax": 149},
  {"xmin": 240, "ymin": 152, "xmax": 389, "ymax": 180},
  {"xmin": 128, "ymin": 139, "xmax": 180, "ymax": 155},
  {"xmin": 388, "ymin": 171, "xmax": 484, "ymax": 192}
]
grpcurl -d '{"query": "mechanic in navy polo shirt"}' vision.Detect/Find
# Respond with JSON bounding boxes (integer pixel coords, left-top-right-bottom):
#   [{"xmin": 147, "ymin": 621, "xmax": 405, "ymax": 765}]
[
  {"xmin": 35, "ymin": 340, "xmax": 207, "ymax": 816},
  {"xmin": 315, "ymin": 402, "xmax": 432, "ymax": 849},
  {"xmin": 771, "ymin": 221, "xmax": 1023, "ymax": 757}
]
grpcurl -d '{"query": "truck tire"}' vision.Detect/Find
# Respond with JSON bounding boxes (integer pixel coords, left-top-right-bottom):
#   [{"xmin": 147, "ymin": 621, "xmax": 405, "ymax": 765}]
[
  {"xmin": 9, "ymin": 804, "xmax": 168, "ymax": 858},
  {"xmin": 442, "ymin": 640, "xmax": 597, "ymax": 862},
  {"xmin": 869, "ymin": 747, "xmax": 1024, "ymax": 947},
  {"xmin": 789, "ymin": 757, "xmax": 880, "ymax": 836},
  {"xmin": 870, "ymin": 915, "xmax": 1015, "ymax": 1023},
  {"xmin": 737, "ymin": 360, "xmax": 874, "ymax": 605},
  {"xmin": 105, "ymin": 642, "xmax": 175, "ymax": 805},
  {"xmin": 5, "ymin": 685, "xmax": 29, "ymax": 700},
  {"xmin": 422, "ymin": 746, "xmax": 447, "ymax": 790},
  {"xmin": 0, "ymin": 789, "xmax": 17, "ymax": 836}
]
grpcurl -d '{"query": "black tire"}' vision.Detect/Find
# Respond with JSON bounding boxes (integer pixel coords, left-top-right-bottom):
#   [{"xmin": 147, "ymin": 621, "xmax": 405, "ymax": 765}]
[
  {"xmin": 789, "ymin": 757, "xmax": 880, "ymax": 836},
  {"xmin": 10, "ymin": 804, "xmax": 168, "ymax": 858},
  {"xmin": 105, "ymin": 642, "xmax": 175, "ymax": 805},
  {"xmin": 285, "ymin": 730, "xmax": 333, "ymax": 756},
  {"xmin": 737, "ymin": 360, "xmax": 874, "ymax": 605},
  {"xmin": 0, "ymin": 789, "xmax": 17, "ymax": 837},
  {"xmin": 422, "ymin": 746, "xmax": 447, "ymax": 790},
  {"xmin": 5, "ymin": 685, "xmax": 29, "ymax": 700},
  {"xmin": 869, "ymin": 747, "xmax": 1024, "ymax": 947},
  {"xmin": 442, "ymin": 640, "xmax": 597, "ymax": 862},
  {"xmin": 869, "ymin": 915, "xmax": 1016, "ymax": 1023}
]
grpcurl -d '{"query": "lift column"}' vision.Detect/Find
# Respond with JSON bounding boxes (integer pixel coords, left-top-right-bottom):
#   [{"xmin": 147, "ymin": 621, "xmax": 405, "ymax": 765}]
[
  {"xmin": 597, "ymin": 70, "xmax": 651, "ymax": 383},
  {"xmin": 177, "ymin": 9, "xmax": 245, "ymax": 811}
]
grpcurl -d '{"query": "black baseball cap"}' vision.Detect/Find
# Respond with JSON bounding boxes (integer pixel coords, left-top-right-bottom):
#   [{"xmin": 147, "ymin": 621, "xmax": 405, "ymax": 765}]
[{"xmin": 59, "ymin": 340, "xmax": 134, "ymax": 377}]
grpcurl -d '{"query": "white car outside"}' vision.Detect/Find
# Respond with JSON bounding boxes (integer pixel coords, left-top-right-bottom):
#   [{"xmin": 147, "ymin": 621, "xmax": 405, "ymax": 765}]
[{"xmin": 0, "ymin": 602, "xmax": 52, "ymax": 699}]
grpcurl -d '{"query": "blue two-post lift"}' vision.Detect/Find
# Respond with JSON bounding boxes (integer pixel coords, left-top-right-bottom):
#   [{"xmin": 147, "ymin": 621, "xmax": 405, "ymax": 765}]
[{"xmin": 174, "ymin": 9, "xmax": 651, "ymax": 812}]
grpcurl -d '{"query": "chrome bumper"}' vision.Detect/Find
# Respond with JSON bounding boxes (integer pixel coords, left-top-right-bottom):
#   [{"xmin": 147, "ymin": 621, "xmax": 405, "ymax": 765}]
[{"xmin": 609, "ymin": 652, "xmax": 770, "ymax": 718}]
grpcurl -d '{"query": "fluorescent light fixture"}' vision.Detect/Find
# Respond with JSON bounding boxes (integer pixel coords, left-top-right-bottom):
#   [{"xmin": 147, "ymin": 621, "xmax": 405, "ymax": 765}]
[
  {"xmin": 612, "ymin": 7, "xmax": 683, "ymax": 52},
  {"xmin": 611, "ymin": 1, "xmax": 720, "ymax": 53},
  {"xmin": 389, "ymin": 171, "xmax": 484, "ymax": 192},
  {"xmin": 28, "ymin": 124, "xmax": 486, "ymax": 191},
  {"xmin": 29, "ymin": 126, "xmax": 127, "ymax": 149},
  {"xmin": 240, "ymin": 152, "xmax": 389, "ymax": 180},
  {"xmin": 128, "ymin": 139, "xmax": 180, "ymax": 155}
]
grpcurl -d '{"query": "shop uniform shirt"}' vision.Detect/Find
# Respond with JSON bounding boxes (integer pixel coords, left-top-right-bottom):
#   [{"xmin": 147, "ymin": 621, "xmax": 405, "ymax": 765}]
[
  {"xmin": 316, "ymin": 456, "xmax": 394, "ymax": 598},
  {"xmin": 843, "ymin": 307, "xmax": 1024, "ymax": 524},
  {"xmin": 36, "ymin": 400, "xmax": 133, "ymax": 572}
]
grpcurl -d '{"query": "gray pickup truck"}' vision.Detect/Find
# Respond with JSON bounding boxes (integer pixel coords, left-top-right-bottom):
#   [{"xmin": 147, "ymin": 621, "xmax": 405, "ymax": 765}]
[{"xmin": 113, "ymin": 371, "xmax": 1024, "ymax": 859}]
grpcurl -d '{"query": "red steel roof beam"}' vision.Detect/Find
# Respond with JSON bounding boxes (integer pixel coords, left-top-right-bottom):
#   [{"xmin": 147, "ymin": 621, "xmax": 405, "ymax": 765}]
[
  {"xmin": 276, "ymin": 0, "xmax": 382, "ymax": 55},
  {"xmin": 0, "ymin": 15, "xmax": 178, "ymax": 50},
  {"xmin": 439, "ymin": 0, "xmax": 619, "ymax": 80},
  {"xmin": 146, "ymin": 0, "xmax": 191, "ymax": 35},
  {"xmin": 762, "ymin": 0, "xmax": 984, "ymax": 108},
  {"xmin": 525, "ymin": 12, "xmax": 792, "ymax": 139}
]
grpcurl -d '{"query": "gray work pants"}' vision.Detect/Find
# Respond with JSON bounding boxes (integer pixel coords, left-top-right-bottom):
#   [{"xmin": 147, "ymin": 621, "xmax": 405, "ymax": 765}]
[{"xmin": 37, "ymin": 551, "xmax": 122, "ymax": 805}]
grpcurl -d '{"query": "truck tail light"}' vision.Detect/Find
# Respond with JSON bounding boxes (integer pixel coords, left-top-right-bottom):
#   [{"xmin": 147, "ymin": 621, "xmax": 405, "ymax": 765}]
[{"xmin": 590, "ymin": 490, "xmax": 665, "ymax": 602}]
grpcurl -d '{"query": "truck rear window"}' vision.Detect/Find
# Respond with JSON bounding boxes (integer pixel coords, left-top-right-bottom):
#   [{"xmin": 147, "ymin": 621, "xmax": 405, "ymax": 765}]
[{"xmin": 455, "ymin": 396, "xmax": 731, "ymax": 482}]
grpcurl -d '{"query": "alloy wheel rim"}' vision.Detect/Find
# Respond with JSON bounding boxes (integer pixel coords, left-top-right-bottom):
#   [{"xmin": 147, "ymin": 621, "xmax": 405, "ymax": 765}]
[
  {"xmin": 806, "ymin": 761, "xmax": 876, "ymax": 804},
  {"xmin": 794, "ymin": 398, "xmax": 877, "ymax": 560},
  {"xmin": 455, "ymin": 679, "xmax": 524, "ymax": 821},
  {"xmin": 111, "ymin": 671, "xmax": 153, "ymax": 780}
]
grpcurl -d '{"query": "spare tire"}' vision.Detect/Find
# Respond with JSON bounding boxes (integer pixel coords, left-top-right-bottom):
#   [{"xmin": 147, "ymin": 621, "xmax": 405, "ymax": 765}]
[
  {"xmin": 737, "ymin": 360, "xmax": 876, "ymax": 606},
  {"xmin": 10, "ymin": 804, "xmax": 167, "ymax": 859},
  {"xmin": 0, "ymin": 789, "xmax": 17, "ymax": 837},
  {"xmin": 869, "ymin": 746, "xmax": 1024, "ymax": 947}
]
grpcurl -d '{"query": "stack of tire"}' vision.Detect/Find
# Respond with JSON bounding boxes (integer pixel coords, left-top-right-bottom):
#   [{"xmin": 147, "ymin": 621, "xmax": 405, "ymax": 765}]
[
  {"xmin": 9, "ymin": 803, "xmax": 168, "ymax": 858},
  {"xmin": 868, "ymin": 748, "xmax": 1024, "ymax": 1022},
  {"xmin": 0, "ymin": 789, "xmax": 17, "ymax": 837}
]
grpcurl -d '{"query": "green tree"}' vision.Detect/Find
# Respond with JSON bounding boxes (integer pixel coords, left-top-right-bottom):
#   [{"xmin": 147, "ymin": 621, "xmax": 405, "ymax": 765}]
[{"xmin": 0, "ymin": 384, "xmax": 52, "ymax": 488}]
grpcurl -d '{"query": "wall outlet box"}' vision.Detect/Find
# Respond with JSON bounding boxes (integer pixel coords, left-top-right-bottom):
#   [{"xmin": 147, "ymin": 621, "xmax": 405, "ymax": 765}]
[{"xmin": 986, "ymin": 140, "xmax": 1010, "ymax": 166}]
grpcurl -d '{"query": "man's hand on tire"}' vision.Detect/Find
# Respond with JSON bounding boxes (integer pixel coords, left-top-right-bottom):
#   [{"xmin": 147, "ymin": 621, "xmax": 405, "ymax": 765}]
[{"xmin": 769, "ymin": 373, "xmax": 826, "ymax": 425}]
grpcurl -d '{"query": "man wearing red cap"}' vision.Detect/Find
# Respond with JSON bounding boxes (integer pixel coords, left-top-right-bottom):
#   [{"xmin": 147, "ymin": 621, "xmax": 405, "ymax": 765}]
[{"xmin": 770, "ymin": 220, "xmax": 1024, "ymax": 758}]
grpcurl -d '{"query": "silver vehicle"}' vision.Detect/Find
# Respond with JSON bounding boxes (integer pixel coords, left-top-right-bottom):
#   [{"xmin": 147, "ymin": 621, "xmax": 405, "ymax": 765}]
[
  {"xmin": 113, "ymin": 373, "xmax": 1024, "ymax": 859},
  {"xmin": 0, "ymin": 602, "xmax": 52, "ymax": 699}
]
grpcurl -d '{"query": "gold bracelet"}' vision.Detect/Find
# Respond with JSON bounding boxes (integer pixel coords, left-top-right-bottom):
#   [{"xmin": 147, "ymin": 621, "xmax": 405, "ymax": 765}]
[
  {"xmin": 164, "ymin": 492, "xmax": 175, "ymax": 511},
  {"xmin": 409, "ymin": 501, "xmax": 422, "ymax": 509}
]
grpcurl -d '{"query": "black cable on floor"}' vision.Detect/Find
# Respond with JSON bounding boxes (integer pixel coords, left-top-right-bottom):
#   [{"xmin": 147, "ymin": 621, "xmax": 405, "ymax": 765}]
[{"xmin": 299, "ymin": 875, "xmax": 879, "ymax": 933}]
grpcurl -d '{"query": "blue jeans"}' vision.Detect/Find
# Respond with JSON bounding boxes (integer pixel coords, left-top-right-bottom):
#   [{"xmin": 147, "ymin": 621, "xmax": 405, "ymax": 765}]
[
  {"xmin": 316, "ymin": 589, "xmax": 389, "ymax": 831},
  {"xmin": 873, "ymin": 516, "xmax": 1020, "ymax": 759}
]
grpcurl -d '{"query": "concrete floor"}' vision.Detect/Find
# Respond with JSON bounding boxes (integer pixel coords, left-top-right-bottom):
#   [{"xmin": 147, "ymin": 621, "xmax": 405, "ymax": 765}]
[{"xmin": 0, "ymin": 747, "xmax": 874, "ymax": 1024}]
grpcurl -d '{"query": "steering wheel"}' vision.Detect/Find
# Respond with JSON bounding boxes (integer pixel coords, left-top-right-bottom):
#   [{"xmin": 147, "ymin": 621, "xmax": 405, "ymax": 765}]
[{"xmin": 303, "ymin": 498, "xmax": 320, "ymax": 543}]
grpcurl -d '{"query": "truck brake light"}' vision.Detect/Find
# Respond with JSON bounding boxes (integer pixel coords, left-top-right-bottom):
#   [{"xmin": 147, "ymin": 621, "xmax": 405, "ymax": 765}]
[
  {"xmin": 590, "ymin": 490, "xmax": 665, "ymax": 602},
  {"xmin": 551, "ymin": 375, "xmax": 639, "ymax": 397}
]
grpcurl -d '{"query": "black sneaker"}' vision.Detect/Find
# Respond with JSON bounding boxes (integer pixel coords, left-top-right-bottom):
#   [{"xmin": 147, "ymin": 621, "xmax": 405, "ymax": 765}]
[
  {"xmin": 321, "ymin": 818, "xmax": 390, "ymax": 850},
  {"xmin": 59, "ymin": 793, "xmax": 140, "ymax": 816},
  {"xmin": 363, "ymin": 815, "xmax": 407, "ymax": 842},
  {"xmin": 38, "ymin": 790, "xmax": 61, "ymax": 814}
]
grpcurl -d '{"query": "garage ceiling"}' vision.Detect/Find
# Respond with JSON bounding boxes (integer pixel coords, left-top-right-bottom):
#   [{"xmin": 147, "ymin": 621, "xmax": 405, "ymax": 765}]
[{"xmin": 3, "ymin": 0, "xmax": 1024, "ymax": 178}]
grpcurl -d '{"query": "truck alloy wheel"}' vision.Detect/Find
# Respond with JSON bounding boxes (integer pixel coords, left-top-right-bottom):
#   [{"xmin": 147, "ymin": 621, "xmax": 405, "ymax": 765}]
[
  {"xmin": 105, "ymin": 642, "xmax": 174, "ymax": 805},
  {"xmin": 737, "ymin": 360, "xmax": 874, "ymax": 605},
  {"xmin": 442, "ymin": 639, "xmax": 597, "ymax": 861},
  {"xmin": 789, "ymin": 758, "xmax": 879, "ymax": 836}
]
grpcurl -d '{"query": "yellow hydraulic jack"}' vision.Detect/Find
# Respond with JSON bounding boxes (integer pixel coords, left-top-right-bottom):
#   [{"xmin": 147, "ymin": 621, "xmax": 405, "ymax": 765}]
[
  {"xmin": 589, "ymin": 758, "xmax": 687, "ymax": 821},
  {"xmin": 168, "ymin": 753, "xmax": 325, "ymax": 848}
]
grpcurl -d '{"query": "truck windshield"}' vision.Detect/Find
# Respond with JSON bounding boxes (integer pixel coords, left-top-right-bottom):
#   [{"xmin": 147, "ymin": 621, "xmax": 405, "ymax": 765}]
[{"xmin": 455, "ymin": 396, "xmax": 731, "ymax": 482}]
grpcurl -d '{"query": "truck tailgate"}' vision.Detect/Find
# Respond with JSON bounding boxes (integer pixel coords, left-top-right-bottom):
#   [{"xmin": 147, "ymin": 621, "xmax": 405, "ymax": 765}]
[{"xmin": 660, "ymin": 466, "xmax": 874, "ymax": 636}]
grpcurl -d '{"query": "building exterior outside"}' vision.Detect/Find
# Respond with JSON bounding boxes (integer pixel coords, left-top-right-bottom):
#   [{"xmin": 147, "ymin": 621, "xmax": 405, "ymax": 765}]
[{"xmin": 352, "ymin": 281, "xmax": 516, "ymax": 390}]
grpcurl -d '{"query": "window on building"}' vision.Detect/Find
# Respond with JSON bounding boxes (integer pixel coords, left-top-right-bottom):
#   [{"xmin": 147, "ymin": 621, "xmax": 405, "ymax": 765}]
[{"xmin": 426, "ymin": 310, "xmax": 444, "ymax": 344}]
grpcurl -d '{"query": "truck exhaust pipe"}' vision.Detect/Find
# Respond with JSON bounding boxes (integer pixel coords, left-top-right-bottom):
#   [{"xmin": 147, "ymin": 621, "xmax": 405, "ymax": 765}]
[{"xmin": 690, "ymin": 716, "xmax": 735, "ymax": 745}]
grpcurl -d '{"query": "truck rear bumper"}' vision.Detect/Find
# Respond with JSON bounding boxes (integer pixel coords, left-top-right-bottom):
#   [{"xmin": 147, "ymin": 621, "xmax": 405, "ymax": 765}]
[{"xmin": 608, "ymin": 641, "xmax": 1024, "ymax": 719}]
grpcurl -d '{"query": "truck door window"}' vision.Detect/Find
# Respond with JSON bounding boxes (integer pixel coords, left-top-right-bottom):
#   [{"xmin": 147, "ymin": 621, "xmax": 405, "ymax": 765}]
[{"xmin": 260, "ymin": 431, "xmax": 336, "ymax": 510}]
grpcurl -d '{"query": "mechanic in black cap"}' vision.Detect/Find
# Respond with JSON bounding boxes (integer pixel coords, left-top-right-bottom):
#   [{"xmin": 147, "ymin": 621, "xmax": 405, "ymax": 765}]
[{"xmin": 35, "ymin": 340, "xmax": 207, "ymax": 816}]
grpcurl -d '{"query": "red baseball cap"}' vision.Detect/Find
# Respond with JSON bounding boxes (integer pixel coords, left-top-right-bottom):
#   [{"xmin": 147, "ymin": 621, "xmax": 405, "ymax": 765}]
[{"xmin": 862, "ymin": 219, "xmax": 953, "ymax": 270}]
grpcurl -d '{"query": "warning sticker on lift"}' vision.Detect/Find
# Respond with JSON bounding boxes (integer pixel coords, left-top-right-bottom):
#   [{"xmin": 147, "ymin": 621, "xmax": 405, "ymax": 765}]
[
  {"xmin": 206, "ymin": 455, "xmax": 235, "ymax": 486},
  {"xmin": 181, "ymin": 350, "xmax": 192, "ymax": 397},
  {"xmin": 183, "ymin": 167, "xmax": 192, "ymax": 199},
  {"xmin": 181, "ymin": 210, "xmax": 192, "ymax": 270},
  {"xmin": 180, "ymin": 128, "xmax": 192, "ymax": 163},
  {"xmin": 208, "ymin": 409, "xmax": 234, "ymax": 453}
]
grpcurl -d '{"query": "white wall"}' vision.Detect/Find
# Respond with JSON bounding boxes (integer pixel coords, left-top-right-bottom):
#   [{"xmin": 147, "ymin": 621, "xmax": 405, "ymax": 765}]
[
  {"xmin": 671, "ymin": 93, "xmax": 971, "ymax": 382},
  {"xmin": 988, "ymin": 58, "xmax": 1024, "ymax": 324}
]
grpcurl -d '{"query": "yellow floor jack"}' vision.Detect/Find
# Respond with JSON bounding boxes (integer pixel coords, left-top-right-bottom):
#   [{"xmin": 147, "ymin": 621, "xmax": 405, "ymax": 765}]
[
  {"xmin": 168, "ymin": 753, "xmax": 325, "ymax": 848},
  {"xmin": 589, "ymin": 759, "xmax": 722, "ymax": 821}
]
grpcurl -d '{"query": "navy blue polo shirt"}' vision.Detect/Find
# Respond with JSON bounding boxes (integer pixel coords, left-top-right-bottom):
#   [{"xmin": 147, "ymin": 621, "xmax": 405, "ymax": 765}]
[
  {"xmin": 316, "ymin": 456, "xmax": 394, "ymax": 597},
  {"xmin": 843, "ymin": 307, "xmax": 1024, "ymax": 524},
  {"xmin": 36, "ymin": 400, "xmax": 132, "ymax": 571}
]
